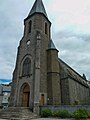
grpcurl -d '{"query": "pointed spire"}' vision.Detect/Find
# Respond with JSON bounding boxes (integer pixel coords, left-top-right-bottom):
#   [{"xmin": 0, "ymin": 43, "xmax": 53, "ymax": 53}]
[
  {"xmin": 48, "ymin": 40, "xmax": 57, "ymax": 50},
  {"xmin": 28, "ymin": 0, "xmax": 48, "ymax": 18}
]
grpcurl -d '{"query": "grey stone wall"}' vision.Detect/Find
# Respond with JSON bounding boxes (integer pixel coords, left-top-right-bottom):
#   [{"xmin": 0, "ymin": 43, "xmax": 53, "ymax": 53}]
[
  {"xmin": 47, "ymin": 50, "xmax": 61, "ymax": 105},
  {"xmin": 59, "ymin": 59, "xmax": 90, "ymax": 105},
  {"xmin": 68, "ymin": 77, "xmax": 90, "ymax": 105},
  {"xmin": 60, "ymin": 78, "xmax": 70, "ymax": 105}
]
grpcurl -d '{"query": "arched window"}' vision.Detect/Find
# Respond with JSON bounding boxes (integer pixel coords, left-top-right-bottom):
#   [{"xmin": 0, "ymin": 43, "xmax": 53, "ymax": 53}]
[
  {"xmin": 45, "ymin": 22, "xmax": 48, "ymax": 34},
  {"xmin": 22, "ymin": 58, "xmax": 31, "ymax": 76},
  {"xmin": 29, "ymin": 20, "xmax": 32, "ymax": 33}
]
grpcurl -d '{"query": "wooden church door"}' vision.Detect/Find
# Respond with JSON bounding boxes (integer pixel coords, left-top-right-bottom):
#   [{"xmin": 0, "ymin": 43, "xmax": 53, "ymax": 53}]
[{"xmin": 22, "ymin": 84, "xmax": 30, "ymax": 107}]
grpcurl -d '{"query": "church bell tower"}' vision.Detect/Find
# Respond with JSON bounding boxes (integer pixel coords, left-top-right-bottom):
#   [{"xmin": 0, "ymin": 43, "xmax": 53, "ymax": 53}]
[{"xmin": 10, "ymin": 0, "xmax": 51, "ymax": 112}]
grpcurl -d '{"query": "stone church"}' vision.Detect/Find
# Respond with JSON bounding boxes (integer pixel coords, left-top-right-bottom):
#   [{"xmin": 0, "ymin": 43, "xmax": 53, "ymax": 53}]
[{"xmin": 9, "ymin": 0, "xmax": 90, "ymax": 112}]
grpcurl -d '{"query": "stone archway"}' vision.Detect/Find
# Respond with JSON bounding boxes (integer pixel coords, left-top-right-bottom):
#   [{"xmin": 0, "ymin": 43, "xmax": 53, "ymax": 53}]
[{"xmin": 20, "ymin": 83, "xmax": 30, "ymax": 107}]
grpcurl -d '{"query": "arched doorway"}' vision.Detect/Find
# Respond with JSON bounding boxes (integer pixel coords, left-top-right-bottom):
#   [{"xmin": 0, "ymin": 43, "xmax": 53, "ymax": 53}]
[{"xmin": 21, "ymin": 83, "xmax": 30, "ymax": 107}]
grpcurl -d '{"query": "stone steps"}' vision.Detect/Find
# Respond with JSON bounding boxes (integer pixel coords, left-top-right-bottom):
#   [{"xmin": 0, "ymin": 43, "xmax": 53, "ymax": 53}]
[{"xmin": 0, "ymin": 107, "xmax": 38, "ymax": 119}]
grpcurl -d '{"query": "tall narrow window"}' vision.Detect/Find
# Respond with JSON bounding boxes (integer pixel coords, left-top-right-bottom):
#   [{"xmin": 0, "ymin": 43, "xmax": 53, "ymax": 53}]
[
  {"xmin": 22, "ymin": 58, "xmax": 31, "ymax": 76},
  {"xmin": 45, "ymin": 22, "xmax": 47, "ymax": 34},
  {"xmin": 29, "ymin": 20, "xmax": 32, "ymax": 33}
]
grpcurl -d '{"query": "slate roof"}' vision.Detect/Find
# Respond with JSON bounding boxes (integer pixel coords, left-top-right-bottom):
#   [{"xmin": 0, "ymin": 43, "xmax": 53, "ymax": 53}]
[
  {"xmin": 48, "ymin": 40, "xmax": 57, "ymax": 50},
  {"xmin": 59, "ymin": 58, "xmax": 89, "ymax": 87},
  {"xmin": 28, "ymin": 0, "xmax": 48, "ymax": 18}
]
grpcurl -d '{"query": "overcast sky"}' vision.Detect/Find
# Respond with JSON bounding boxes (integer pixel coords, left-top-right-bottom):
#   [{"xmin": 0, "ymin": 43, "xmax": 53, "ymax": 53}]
[{"xmin": 0, "ymin": 0, "xmax": 90, "ymax": 81}]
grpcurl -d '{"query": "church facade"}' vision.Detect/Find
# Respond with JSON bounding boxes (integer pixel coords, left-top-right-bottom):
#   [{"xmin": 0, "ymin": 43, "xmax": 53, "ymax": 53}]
[{"xmin": 9, "ymin": 0, "xmax": 90, "ymax": 112}]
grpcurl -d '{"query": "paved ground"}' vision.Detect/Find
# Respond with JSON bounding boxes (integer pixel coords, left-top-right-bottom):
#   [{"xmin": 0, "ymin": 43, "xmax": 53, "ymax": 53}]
[
  {"xmin": 0, "ymin": 118, "xmax": 90, "ymax": 120},
  {"xmin": 0, "ymin": 118, "xmax": 70, "ymax": 120},
  {"xmin": 0, "ymin": 118, "xmax": 74, "ymax": 120},
  {"xmin": 33, "ymin": 118, "xmax": 72, "ymax": 120}
]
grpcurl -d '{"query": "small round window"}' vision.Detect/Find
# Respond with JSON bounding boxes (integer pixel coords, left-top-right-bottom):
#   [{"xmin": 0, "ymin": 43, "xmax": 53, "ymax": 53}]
[{"xmin": 26, "ymin": 40, "xmax": 30, "ymax": 45}]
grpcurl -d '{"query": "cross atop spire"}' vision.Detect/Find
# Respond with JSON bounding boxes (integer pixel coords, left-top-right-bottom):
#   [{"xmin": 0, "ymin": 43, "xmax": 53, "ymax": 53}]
[{"xmin": 28, "ymin": 0, "xmax": 48, "ymax": 18}]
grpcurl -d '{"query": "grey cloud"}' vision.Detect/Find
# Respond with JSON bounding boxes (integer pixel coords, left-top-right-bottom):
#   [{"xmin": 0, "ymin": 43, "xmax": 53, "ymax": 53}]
[
  {"xmin": 0, "ymin": 0, "xmax": 90, "ymax": 81},
  {"xmin": 55, "ymin": 29, "xmax": 90, "ymax": 41},
  {"xmin": 0, "ymin": 0, "xmax": 33, "ymax": 79},
  {"xmin": 53, "ymin": 30, "xmax": 90, "ymax": 80},
  {"xmin": 0, "ymin": 1, "xmax": 23, "ymax": 79}
]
